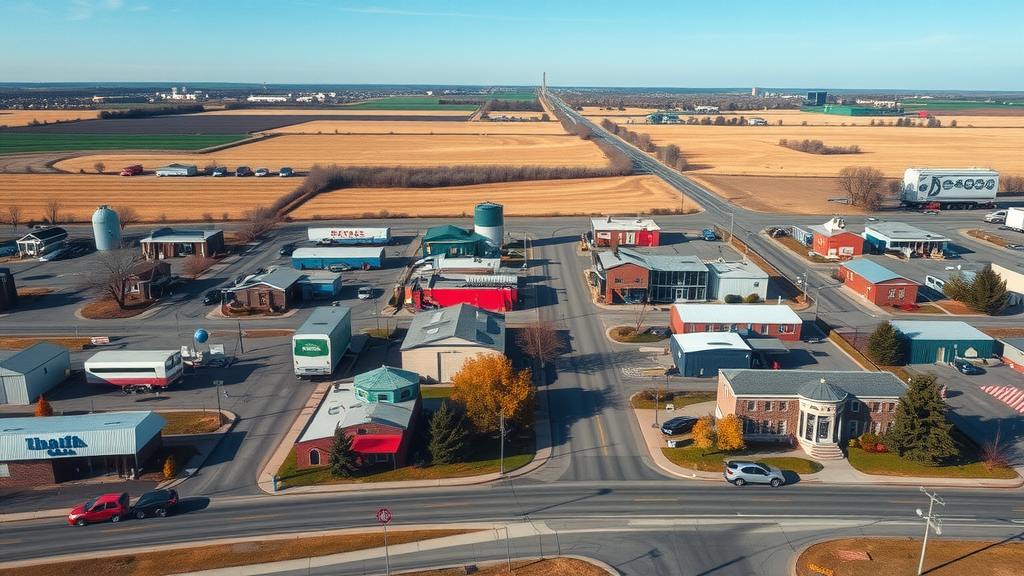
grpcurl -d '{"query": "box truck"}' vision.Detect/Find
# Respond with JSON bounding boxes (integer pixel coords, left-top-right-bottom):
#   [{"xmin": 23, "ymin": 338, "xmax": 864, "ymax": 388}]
[
  {"xmin": 293, "ymin": 307, "xmax": 352, "ymax": 377},
  {"xmin": 900, "ymin": 168, "xmax": 999, "ymax": 210},
  {"xmin": 1006, "ymin": 207, "xmax": 1024, "ymax": 233}
]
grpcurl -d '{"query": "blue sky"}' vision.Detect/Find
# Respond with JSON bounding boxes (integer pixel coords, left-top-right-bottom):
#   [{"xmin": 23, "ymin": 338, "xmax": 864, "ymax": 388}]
[{"xmin": 2, "ymin": 0, "xmax": 1022, "ymax": 90}]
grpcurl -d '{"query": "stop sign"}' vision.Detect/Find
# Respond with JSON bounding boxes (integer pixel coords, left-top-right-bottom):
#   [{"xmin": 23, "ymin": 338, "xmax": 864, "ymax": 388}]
[{"xmin": 376, "ymin": 508, "xmax": 392, "ymax": 524}]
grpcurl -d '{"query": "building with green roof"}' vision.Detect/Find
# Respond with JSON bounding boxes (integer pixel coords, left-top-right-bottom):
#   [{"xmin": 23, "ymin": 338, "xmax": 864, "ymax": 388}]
[
  {"xmin": 354, "ymin": 366, "xmax": 420, "ymax": 403},
  {"xmin": 422, "ymin": 225, "xmax": 489, "ymax": 259}
]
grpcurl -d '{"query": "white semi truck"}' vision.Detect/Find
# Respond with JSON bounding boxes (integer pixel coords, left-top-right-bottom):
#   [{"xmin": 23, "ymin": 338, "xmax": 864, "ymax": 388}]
[{"xmin": 901, "ymin": 168, "xmax": 999, "ymax": 210}]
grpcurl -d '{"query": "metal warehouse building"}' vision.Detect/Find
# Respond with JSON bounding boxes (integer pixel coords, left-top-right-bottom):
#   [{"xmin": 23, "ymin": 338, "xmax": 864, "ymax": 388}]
[
  {"xmin": 706, "ymin": 260, "xmax": 769, "ymax": 302},
  {"xmin": 670, "ymin": 304, "xmax": 803, "ymax": 341},
  {"xmin": 889, "ymin": 320, "xmax": 995, "ymax": 364},
  {"xmin": 670, "ymin": 333, "xmax": 752, "ymax": 377},
  {"xmin": 16, "ymin": 227, "xmax": 67, "ymax": 258},
  {"xmin": 863, "ymin": 222, "xmax": 949, "ymax": 257},
  {"xmin": 0, "ymin": 411, "xmax": 166, "ymax": 487},
  {"xmin": 1000, "ymin": 338, "xmax": 1024, "ymax": 375},
  {"xmin": 839, "ymin": 259, "xmax": 919, "ymax": 308},
  {"xmin": 0, "ymin": 342, "xmax": 71, "ymax": 405},
  {"xmin": 292, "ymin": 246, "xmax": 385, "ymax": 270},
  {"xmin": 421, "ymin": 225, "xmax": 490, "ymax": 259}
]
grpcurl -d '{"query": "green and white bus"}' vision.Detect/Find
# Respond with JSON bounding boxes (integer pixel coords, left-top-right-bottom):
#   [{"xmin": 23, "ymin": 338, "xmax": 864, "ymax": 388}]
[{"xmin": 292, "ymin": 307, "xmax": 352, "ymax": 377}]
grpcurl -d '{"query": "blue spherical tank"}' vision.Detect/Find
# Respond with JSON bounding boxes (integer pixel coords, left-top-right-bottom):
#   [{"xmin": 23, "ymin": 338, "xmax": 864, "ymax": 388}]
[
  {"xmin": 474, "ymin": 201, "xmax": 504, "ymax": 246},
  {"xmin": 91, "ymin": 205, "xmax": 121, "ymax": 251},
  {"xmin": 194, "ymin": 329, "xmax": 209, "ymax": 344}
]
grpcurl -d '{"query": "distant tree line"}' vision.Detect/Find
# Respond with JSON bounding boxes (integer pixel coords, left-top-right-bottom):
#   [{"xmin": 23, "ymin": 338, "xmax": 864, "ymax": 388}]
[
  {"xmin": 779, "ymin": 139, "xmax": 861, "ymax": 155},
  {"xmin": 98, "ymin": 104, "xmax": 205, "ymax": 119},
  {"xmin": 601, "ymin": 119, "xmax": 688, "ymax": 171},
  {"xmin": 999, "ymin": 175, "xmax": 1024, "ymax": 194},
  {"xmin": 481, "ymin": 99, "xmax": 544, "ymax": 113},
  {"xmin": 558, "ymin": 91, "xmax": 800, "ymax": 112}
]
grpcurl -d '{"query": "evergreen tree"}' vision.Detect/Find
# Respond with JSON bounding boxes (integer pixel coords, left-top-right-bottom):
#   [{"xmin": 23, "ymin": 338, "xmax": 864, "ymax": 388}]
[
  {"xmin": 866, "ymin": 321, "xmax": 906, "ymax": 365},
  {"xmin": 163, "ymin": 455, "xmax": 178, "ymax": 479},
  {"xmin": 964, "ymin": 264, "xmax": 1008, "ymax": 315},
  {"xmin": 328, "ymin": 426, "xmax": 357, "ymax": 477},
  {"xmin": 428, "ymin": 400, "xmax": 471, "ymax": 465},
  {"xmin": 884, "ymin": 374, "xmax": 958, "ymax": 465}
]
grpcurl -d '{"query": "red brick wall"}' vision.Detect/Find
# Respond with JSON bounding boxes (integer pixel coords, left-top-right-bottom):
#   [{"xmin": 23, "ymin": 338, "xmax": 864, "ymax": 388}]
[
  {"xmin": 677, "ymin": 322, "xmax": 801, "ymax": 341},
  {"xmin": 734, "ymin": 398, "xmax": 800, "ymax": 438},
  {"xmin": 604, "ymin": 262, "xmax": 649, "ymax": 303},
  {"xmin": 0, "ymin": 461, "xmax": 56, "ymax": 488},
  {"xmin": 846, "ymin": 398, "xmax": 900, "ymax": 438},
  {"xmin": 295, "ymin": 423, "xmax": 408, "ymax": 469},
  {"xmin": 813, "ymin": 232, "xmax": 863, "ymax": 258},
  {"xmin": 840, "ymin": 266, "xmax": 919, "ymax": 307}
]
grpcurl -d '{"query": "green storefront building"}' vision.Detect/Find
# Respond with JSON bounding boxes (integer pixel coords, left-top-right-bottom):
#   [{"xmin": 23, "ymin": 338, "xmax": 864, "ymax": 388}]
[{"xmin": 890, "ymin": 320, "xmax": 995, "ymax": 364}]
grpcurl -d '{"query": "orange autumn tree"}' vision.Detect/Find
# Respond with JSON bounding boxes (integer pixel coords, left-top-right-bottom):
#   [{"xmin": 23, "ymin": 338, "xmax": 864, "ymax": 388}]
[
  {"xmin": 717, "ymin": 414, "xmax": 746, "ymax": 451},
  {"xmin": 450, "ymin": 354, "xmax": 535, "ymax": 435},
  {"xmin": 35, "ymin": 395, "xmax": 53, "ymax": 417},
  {"xmin": 691, "ymin": 416, "xmax": 716, "ymax": 455}
]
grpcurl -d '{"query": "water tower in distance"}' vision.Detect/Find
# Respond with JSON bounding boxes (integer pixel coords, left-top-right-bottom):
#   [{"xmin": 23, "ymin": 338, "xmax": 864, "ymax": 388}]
[
  {"xmin": 92, "ymin": 205, "xmax": 121, "ymax": 251},
  {"xmin": 474, "ymin": 201, "xmax": 504, "ymax": 247}
]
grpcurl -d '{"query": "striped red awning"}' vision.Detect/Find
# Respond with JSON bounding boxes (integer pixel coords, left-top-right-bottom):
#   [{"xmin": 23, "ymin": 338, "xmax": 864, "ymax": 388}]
[{"xmin": 351, "ymin": 435, "xmax": 402, "ymax": 454}]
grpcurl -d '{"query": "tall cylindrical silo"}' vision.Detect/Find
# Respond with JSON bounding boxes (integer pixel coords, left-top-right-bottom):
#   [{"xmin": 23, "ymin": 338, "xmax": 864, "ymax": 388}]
[
  {"xmin": 92, "ymin": 205, "xmax": 121, "ymax": 251},
  {"xmin": 474, "ymin": 202, "xmax": 504, "ymax": 247}
]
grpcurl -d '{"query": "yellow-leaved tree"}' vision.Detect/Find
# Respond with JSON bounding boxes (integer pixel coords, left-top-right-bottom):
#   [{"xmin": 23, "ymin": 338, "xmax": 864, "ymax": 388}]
[
  {"xmin": 691, "ymin": 416, "xmax": 716, "ymax": 455},
  {"xmin": 717, "ymin": 414, "xmax": 746, "ymax": 451},
  {"xmin": 450, "ymin": 354, "xmax": 535, "ymax": 435}
]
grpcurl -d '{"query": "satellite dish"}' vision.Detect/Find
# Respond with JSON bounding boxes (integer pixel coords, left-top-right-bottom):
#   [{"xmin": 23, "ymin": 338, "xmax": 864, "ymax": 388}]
[{"xmin": 194, "ymin": 329, "xmax": 209, "ymax": 344}]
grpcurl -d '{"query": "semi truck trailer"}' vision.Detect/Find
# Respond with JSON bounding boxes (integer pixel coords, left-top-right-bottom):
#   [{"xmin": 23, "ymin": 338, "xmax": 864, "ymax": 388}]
[{"xmin": 901, "ymin": 168, "xmax": 999, "ymax": 210}]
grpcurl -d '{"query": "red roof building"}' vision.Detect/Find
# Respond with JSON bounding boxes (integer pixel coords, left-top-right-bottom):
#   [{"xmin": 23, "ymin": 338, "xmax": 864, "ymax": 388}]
[
  {"xmin": 591, "ymin": 217, "xmax": 661, "ymax": 247},
  {"xmin": 839, "ymin": 259, "xmax": 920, "ymax": 307},
  {"xmin": 809, "ymin": 217, "xmax": 863, "ymax": 260}
]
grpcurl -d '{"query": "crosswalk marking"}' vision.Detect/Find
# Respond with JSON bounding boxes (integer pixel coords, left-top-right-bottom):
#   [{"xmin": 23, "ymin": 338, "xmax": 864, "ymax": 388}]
[{"xmin": 980, "ymin": 385, "xmax": 1024, "ymax": 413}]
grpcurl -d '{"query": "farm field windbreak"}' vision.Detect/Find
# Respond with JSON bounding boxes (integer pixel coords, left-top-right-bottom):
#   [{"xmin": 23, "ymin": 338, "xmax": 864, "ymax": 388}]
[{"xmin": 0, "ymin": 134, "xmax": 249, "ymax": 154}]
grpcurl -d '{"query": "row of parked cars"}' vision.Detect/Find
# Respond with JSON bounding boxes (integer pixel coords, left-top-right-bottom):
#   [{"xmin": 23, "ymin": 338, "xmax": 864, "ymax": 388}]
[
  {"xmin": 212, "ymin": 166, "xmax": 293, "ymax": 178},
  {"xmin": 68, "ymin": 489, "xmax": 178, "ymax": 526},
  {"xmin": 659, "ymin": 415, "xmax": 786, "ymax": 487}
]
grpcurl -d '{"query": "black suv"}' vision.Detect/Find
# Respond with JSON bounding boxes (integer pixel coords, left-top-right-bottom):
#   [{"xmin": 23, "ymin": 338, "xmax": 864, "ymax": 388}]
[
  {"xmin": 660, "ymin": 416, "xmax": 698, "ymax": 436},
  {"xmin": 203, "ymin": 289, "xmax": 222, "ymax": 305},
  {"xmin": 130, "ymin": 489, "xmax": 178, "ymax": 519}
]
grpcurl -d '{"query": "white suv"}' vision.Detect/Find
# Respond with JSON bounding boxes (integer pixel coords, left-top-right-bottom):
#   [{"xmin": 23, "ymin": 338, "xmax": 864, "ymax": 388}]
[
  {"xmin": 358, "ymin": 286, "xmax": 373, "ymax": 300},
  {"xmin": 984, "ymin": 210, "xmax": 1007, "ymax": 223}
]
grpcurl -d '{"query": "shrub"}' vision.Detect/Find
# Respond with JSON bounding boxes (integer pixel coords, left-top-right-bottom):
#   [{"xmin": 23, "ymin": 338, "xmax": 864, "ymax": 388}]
[
  {"xmin": 848, "ymin": 438, "xmax": 859, "ymax": 449},
  {"xmin": 34, "ymin": 395, "xmax": 53, "ymax": 417},
  {"xmin": 743, "ymin": 293, "xmax": 761, "ymax": 303},
  {"xmin": 639, "ymin": 388, "xmax": 671, "ymax": 403},
  {"xmin": 723, "ymin": 294, "xmax": 743, "ymax": 303},
  {"xmin": 163, "ymin": 455, "xmax": 178, "ymax": 479},
  {"xmin": 858, "ymin": 432, "xmax": 880, "ymax": 452}
]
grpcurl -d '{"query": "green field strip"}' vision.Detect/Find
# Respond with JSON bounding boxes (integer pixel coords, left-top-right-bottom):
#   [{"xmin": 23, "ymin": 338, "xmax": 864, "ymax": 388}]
[{"xmin": 0, "ymin": 134, "xmax": 250, "ymax": 154}]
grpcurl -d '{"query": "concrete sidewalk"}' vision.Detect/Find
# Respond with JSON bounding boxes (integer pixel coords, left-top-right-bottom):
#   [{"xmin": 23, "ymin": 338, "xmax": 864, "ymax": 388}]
[{"xmin": 635, "ymin": 401, "xmax": 1024, "ymax": 488}]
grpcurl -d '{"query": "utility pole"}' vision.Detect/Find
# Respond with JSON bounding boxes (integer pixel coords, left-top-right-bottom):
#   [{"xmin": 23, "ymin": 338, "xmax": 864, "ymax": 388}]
[
  {"xmin": 213, "ymin": 380, "xmax": 223, "ymax": 425},
  {"xmin": 499, "ymin": 407, "xmax": 505, "ymax": 476},
  {"xmin": 916, "ymin": 486, "xmax": 945, "ymax": 575},
  {"xmin": 729, "ymin": 212, "xmax": 735, "ymax": 243},
  {"xmin": 237, "ymin": 321, "xmax": 245, "ymax": 354}
]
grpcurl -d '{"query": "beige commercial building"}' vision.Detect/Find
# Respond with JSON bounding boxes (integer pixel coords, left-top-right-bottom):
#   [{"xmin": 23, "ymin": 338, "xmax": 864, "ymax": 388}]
[{"xmin": 400, "ymin": 303, "xmax": 505, "ymax": 383}]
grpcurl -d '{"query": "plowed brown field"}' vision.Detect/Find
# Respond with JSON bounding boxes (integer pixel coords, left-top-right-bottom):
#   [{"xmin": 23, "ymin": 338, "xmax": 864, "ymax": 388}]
[
  {"xmin": 273, "ymin": 120, "xmax": 566, "ymax": 135},
  {"xmin": 203, "ymin": 108, "xmax": 473, "ymax": 117},
  {"xmin": 0, "ymin": 173, "xmax": 295, "ymax": 222},
  {"xmin": 53, "ymin": 134, "xmax": 608, "ymax": 173},
  {"xmin": 688, "ymin": 174, "xmax": 868, "ymax": 215},
  {"xmin": 291, "ymin": 175, "xmax": 692, "ymax": 219}
]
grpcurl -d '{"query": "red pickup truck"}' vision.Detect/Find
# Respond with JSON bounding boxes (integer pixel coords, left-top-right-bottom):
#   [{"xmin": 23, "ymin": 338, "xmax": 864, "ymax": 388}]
[{"xmin": 120, "ymin": 164, "xmax": 143, "ymax": 176}]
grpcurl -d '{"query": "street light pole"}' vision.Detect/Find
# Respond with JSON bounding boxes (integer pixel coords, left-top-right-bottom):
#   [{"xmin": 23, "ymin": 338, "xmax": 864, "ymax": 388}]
[
  {"xmin": 213, "ymin": 379, "xmax": 223, "ymax": 425},
  {"xmin": 499, "ymin": 407, "xmax": 505, "ymax": 476},
  {"xmin": 916, "ymin": 486, "xmax": 945, "ymax": 575},
  {"xmin": 729, "ymin": 212, "xmax": 735, "ymax": 243}
]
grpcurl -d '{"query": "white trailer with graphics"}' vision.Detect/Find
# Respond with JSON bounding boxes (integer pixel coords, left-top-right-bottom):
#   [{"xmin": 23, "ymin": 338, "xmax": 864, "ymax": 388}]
[
  {"xmin": 292, "ymin": 307, "xmax": 352, "ymax": 377},
  {"xmin": 901, "ymin": 168, "xmax": 999, "ymax": 210},
  {"xmin": 307, "ymin": 227, "xmax": 391, "ymax": 245}
]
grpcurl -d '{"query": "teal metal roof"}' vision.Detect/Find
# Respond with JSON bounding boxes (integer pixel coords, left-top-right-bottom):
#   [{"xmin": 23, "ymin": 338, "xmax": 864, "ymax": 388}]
[
  {"xmin": 354, "ymin": 366, "xmax": 419, "ymax": 392},
  {"xmin": 0, "ymin": 341, "xmax": 68, "ymax": 375},
  {"xmin": 423, "ymin": 225, "xmax": 488, "ymax": 243},
  {"xmin": 889, "ymin": 321, "xmax": 993, "ymax": 342},
  {"xmin": 841, "ymin": 259, "xmax": 915, "ymax": 285}
]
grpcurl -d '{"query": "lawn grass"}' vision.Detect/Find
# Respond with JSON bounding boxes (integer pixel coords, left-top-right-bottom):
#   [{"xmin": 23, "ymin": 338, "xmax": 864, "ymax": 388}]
[
  {"xmin": 344, "ymin": 97, "xmax": 479, "ymax": 111},
  {"xmin": 609, "ymin": 326, "xmax": 668, "ymax": 343},
  {"xmin": 0, "ymin": 529, "xmax": 477, "ymax": 576},
  {"xmin": 797, "ymin": 537, "xmax": 1024, "ymax": 576},
  {"xmin": 661, "ymin": 439, "xmax": 815, "ymax": 473},
  {"xmin": 775, "ymin": 235, "xmax": 830, "ymax": 263},
  {"xmin": 847, "ymin": 446, "xmax": 1018, "ymax": 479},
  {"xmin": 420, "ymin": 385, "xmax": 453, "ymax": 399},
  {"xmin": 156, "ymin": 411, "xmax": 224, "ymax": 435},
  {"xmin": 0, "ymin": 134, "xmax": 249, "ymax": 154},
  {"xmin": 0, "ymin": 336, "xmax": 95, "ymax": 350},
  {"xmin": 80, "ymin": 297, "xmax": 156, "ymax": 319},
  {"xmin": 632, "ymin": 391, "xmax": 717, "ymax": 410}
]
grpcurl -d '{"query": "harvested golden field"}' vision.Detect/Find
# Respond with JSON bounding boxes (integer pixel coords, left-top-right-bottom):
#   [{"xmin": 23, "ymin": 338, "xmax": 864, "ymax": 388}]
[
  {"xmin": 54, "ymin": 134, "xmax": 609, "ymax": 173},
  {"xmin": 616, "ymin": 123, "xmax": 1024, "ymax": 177},
  {"xmin": 0, "ymin": 109, "xmax": 104, "ymax": 126},
  {"xmin": 0, "ymin": 173, "xmax": 295, "ymax": 222},
  {"xmin": 689, "ymin": 174, "xmax": 870, "ymax": 215},
  {"xmin": 203, "ymin": 108, "xmax": 473, "ymax": 117},
  {"xmin": 290, "ymin": 175, "xmax": 693, "ymax": 219},
  {"xmin": 274, "ymin": 119, "xmax": 566, "ymax": 135}
]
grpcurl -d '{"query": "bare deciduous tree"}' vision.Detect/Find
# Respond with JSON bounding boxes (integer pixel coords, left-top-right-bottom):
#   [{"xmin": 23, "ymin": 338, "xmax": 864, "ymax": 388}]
[
  {"xmin": 44, "ymin": 199, "xmax": 62, "ymax": 225},
  {"xmin": 836, "ymin": 166, "xmax": 889, "ymax": 210},
  {"xmin": 79, "ymin": 247, "xmax": 141, "ymax": 309},
  {"xmin": 632, "ymin": 301, "xmax": 650, "ymax": 334},
  {"xmin": 116, "ymin": 206, "xmax": 141, "ymax": 231},
  {"xmin": 4, "ymin": 205, "xmax": 22, "ymax": 231},
  {"xmin": 241, "ymin": 205, "xmax": 277, "ymax": 242},
  {"xmin": 181, "ymin": 255, "xmax": 215, "ymax": 279},
  {"xmin": 515, "ymin": 319, "xmax": 565, "ymax": 370}
]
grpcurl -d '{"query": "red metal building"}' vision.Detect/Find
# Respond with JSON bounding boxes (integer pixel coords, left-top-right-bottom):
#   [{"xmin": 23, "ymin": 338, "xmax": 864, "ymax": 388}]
[
  {"xmin": 809, "ymin": 217, "xmax": 863, "ymax": 260},
  {"xmin": 591, "ymin": 217, "xmax": 661, "ymax": 247},
  {"xmin": 408, "ymin": 274, "xmax": 519, "ymax": 313},
  {"xmin": 670, "ymin": 304, "xmax": 803, "ymax": 342},
  {"xmin": 839, "ymin": 259, "xmax": 919, "ymax": 307}
]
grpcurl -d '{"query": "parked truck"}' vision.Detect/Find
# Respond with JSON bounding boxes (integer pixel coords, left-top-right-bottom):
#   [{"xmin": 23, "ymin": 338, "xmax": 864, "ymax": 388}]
[
  {"xmin": 900, "ymin": 168, "xmax": 999, "ymax": 210},
  {"xmin": 292, "ymin": 306, "xmax": 352, "ymax": 378},
  {"xmin": 307, "ymin": 227, "xmax": 391, "ymax": 245},
  {"xmin": 1006, "ymin": 207, "xmax": 1024, "ymax": 233},
  {"xmin": 119, "ymin": 164, "xmax": 143, "ymax": 176}
]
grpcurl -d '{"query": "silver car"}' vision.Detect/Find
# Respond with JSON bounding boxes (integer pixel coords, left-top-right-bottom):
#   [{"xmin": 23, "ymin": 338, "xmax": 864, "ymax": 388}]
[{"xmin": 724, "ymin": 461, "xmax": 785, "ymax": 487}]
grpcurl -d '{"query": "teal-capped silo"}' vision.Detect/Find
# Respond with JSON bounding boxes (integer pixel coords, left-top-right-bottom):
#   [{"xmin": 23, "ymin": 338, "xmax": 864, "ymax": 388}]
[
  {"xmin": 92, "ymin": 205, "xmax": 121, "ymax": 251},
  {"xmin": 474, "ymin": 201, "xmax": 504, "ymax": 247}
]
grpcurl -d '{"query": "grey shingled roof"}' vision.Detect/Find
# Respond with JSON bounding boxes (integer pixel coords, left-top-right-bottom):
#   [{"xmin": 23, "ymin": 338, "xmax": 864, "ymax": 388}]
[
  {"xmin": 598, "ymin": 247, "xmax": 707, "ymax": 272},
  {"xmin": 400, "ymin": 303, "xmax": 505, "ymax": 352},
  {"xmin": 798, "ymin": 380, "xmax": 848, "ymax": 402},
  {"xmin": 721, "ymin": 369, "xmax": 907, "ymax": 398}
]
